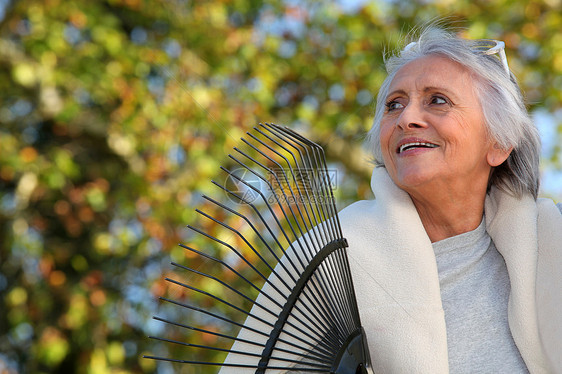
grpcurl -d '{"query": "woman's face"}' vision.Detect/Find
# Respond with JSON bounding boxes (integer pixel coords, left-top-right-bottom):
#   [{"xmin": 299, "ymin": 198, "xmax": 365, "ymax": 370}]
[{"xmin": 380, "ymin": 55, "xmax": 504, "ymax": 195}]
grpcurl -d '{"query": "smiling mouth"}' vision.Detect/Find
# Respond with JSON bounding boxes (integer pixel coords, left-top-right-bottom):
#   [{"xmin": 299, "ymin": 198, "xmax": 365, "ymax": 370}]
[{"xmin": 397, "ymin": 142, "xmax": 439, "ymax": 154}]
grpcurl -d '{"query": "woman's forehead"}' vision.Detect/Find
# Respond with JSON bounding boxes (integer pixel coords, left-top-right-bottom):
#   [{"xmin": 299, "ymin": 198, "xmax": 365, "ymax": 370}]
[{"xmin": 388, "ymin": 55, "xmax": 474, "ymax": 95}]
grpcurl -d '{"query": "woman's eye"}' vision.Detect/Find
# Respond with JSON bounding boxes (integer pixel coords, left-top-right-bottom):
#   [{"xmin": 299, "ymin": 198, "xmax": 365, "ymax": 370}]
[
  {"xmin": 430, "ymin": 96, "xmax": 447, "ymax": 105},
  {"xmin": 385, "ymin": 100, "xmax": 404, "ymax": 111}
]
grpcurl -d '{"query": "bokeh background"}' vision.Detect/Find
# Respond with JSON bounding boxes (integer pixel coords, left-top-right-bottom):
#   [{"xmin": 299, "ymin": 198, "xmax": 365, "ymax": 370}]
[{"xmin": 1, "ymin": 0, "xmax": 561, "ymax": 373}]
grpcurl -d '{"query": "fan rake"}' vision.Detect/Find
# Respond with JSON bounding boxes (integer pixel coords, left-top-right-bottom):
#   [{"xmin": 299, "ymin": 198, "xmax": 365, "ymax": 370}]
[{"xmin": 145, "ymin": 123, "xmax": 373, "ymax": 373}]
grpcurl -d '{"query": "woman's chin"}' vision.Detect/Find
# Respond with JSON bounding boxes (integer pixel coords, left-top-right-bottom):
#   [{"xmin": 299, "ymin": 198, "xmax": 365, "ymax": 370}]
[{"xmin": 391, "ymin": 169, "xmax": 438, "ymax": 191}]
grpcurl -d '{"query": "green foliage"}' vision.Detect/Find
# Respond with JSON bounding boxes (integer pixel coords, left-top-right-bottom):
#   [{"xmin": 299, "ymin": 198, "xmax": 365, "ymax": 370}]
[{"xmin": 0, "ymin": 0, "xmax": 560, "ymax": 373}]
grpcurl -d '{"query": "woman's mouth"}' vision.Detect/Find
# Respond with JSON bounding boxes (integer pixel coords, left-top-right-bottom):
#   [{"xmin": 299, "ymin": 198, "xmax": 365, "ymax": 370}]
[{"xmin": 397, "ymin": 142, "xmax": 439, "ymax": 154}]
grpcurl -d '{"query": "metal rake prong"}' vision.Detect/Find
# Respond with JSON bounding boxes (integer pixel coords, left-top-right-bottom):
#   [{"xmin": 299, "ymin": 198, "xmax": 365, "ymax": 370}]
[
  {"xmin": 151, "ymin": 315, "xmax": 263, "ymax": 347},
  {"xmin": 149, "ymin": 123, "xmax": 369, "ymax": 373},
  {"xmin": 237, "ymin": 136, "xmax": 317, "ymax": 239},
  {"xmin": 211, "ymin": 169, "xmax": 307, "ymax": 287},
  {"xmin": 178, "ymin": 243, "xmax": 284, "ymax": 309},
  {"xmin": 226, "ymin": 146, "xmax": 320, "ymax": 277},
  {"xmin": 200, "ymin": 194, "xmax": 291, "ymax": 279},
  {"xmin": 252, "ymin": 125, "xmax": 354, "ymax": 329},
  {"xmin": 193, "ymin": 207, "xmax": 285, "ymax": 284},
  {"xmin": 255, "ymin": 124, "xmax": 338, "ymax": 256},
  {"xmin": 264, "ymin": 124, "xmax": 339, "ymax": 215},
  {"xmin": 244, "ymin": 130, "xmax": 329, "ymax": 247},
  {"xmin": 171, "ymin": 263, "xmax": 275, "ymax": 316},
  {"xmin": 261, "ymin": 123, "xmax": 340, "ymax": 238},
  {"xmin": 243, "ymin": 127, "xmax": 355, "ymax": 338},
  {"xmin": 168, "ymin": 263, "xmax": 340, "ymax": 351},
  {"xmin": 225, "ymin": 129, "xmax": 352, "ymax": 348},
  {"xmin": 213, "ymin": 151, "xmax": 350, "ymax": 348},
  {"xmin": 209, "ymin": 167, "xmax": 349, "ymax": 345},
  {"xmin": 177, "ymin": 237, "xmax": 342, "ymax": 356},
  {"xmin": 155, "ymin": 297, "xmax": 341, "ymax": 357},
  {"xmin": 219, "ymin": 162, "xmax": 310, "ymax": 269},
  {"xmin": 186, "ymin": 223, "xmax": 279, "ymax": 294}
]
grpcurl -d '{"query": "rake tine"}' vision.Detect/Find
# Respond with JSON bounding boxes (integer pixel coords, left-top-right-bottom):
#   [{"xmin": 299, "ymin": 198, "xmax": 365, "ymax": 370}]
[
  {"xmin": 173, "ymin": 263, "xmax": 344, "ymax": 351},
  {"xmin": 263, "ymin": 123, "xmax": 339, "ymax": 240},
  {"xmin": 226, "ymin": 141, "xmax": 352, "ymax": 341},
  {"xmin": 204, "ymin": 182, "xmax": 348, "ymax": 344},
  {"xmin": 221, "ymin": 162, "xmax": 310, "ymax": 268},
  {"xmin": 171, "ymin": 263, "xmax": 277, "ymax": 317},
  {"xmin": 194, "ymin": 207, "xmax": 291, "ymax": 287},
  {"xmin": 149, "ymin": 336, "xmax": 333, "ymax": 369},
  {"xmin": 159, "ymin": 297, "xmax": 335, "ymax": 359},
  {"xmin": 244, "ymin": 130, "xmax": 328, "ymax": 249},
  {"xmin": 149, "ymin": 316, "xmax": 332, "ymax": 363},
  {"xmin": 235, "ymin": 139, "xmax": 315, "ymax": 245},
  {"xmin": 210, "ymin": 177, "xmax": 305, "ymax": 279},
  {"xmin": 148, "ymin": 123, "xmax": 370, "ymax": 373},
  {"xmin": 265, "ymin": 125, "xmax": 338, "ymax": 217},
  {"xmin": 165, "ymin": 275, "xmax": 341, "ymax": 354},
  {"xmin": 201, "ymin": 194, "xmax": 297, "ymax": 284},
  {"xmin": 177, "ymin": 245, "xmax": 344, "ymax": 354},
  {"xmin": 151, "ymin": 316, "xmax": 264, "ymax": 347},
  {"xmin": 179, "ymin": 243, "xmax": 285, "ymax": 310},
  {"xmin": 252, "ymin": 125, "xmax": 354, "ymax": 335},
  {"xmin": 208, "ymin": 170, "xmax": 348, "ymax": 350},
  {"xmin": 165, "ymin": 278, "xmax": 340, "ymax": 358},
  {"xmin": 186, "ymin": 224, "xmax": 285, "ymax": 296},
  {"xmin": 144, "ymin": 355, "xmax": 330, "ymax": 372},
  {"xmin": 274, "ymin": 124, "xmax": 344, "ymax": 238}
]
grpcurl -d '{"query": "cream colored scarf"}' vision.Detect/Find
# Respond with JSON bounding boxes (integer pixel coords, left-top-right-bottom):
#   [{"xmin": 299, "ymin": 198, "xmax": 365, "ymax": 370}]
[{"xmin": 340, "ymin": 167, "xmax": 562, "ymax": 373}]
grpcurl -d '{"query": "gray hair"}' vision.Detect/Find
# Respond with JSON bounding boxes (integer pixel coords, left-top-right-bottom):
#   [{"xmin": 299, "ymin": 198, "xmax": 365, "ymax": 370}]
[{"xmin": 366, "ymin": 27, "xmax": 541, "ymax": 199}]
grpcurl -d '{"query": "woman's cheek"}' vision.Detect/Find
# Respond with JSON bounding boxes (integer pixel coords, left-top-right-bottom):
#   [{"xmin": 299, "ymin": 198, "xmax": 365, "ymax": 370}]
[{"xmin": 379, "ymin": 120, "xmax": 394, "ymax": 159}]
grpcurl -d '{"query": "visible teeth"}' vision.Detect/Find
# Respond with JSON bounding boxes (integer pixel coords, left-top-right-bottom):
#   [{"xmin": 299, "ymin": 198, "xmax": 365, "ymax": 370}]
[{"xmin": 399, "ymin": 142, "xmax": 438, "ymax": 153}]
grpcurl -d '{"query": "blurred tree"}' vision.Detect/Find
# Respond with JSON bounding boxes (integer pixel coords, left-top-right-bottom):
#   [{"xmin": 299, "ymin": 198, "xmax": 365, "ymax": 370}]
[{"xmin": 0, "ymin": 0, "xmax": 560, "ymax": 373}]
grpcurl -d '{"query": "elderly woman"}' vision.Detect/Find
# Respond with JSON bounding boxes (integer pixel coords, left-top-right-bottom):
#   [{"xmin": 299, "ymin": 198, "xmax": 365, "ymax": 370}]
[
  {"xmin": 342, "ymin": 27, "xmax": 562, "ymax": 373},
  {"xmin": 221, "ymin": 27, "xmax": 562, "ymax": 373}
]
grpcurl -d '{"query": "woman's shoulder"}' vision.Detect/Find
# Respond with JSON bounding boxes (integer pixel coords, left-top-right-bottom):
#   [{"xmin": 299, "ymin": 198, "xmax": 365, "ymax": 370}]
[
  {"xmin": 337, "ymin": 199, "xmax": 380, "ymax": 238},
  {"xmin": 338, "ymin": 199, "xmax": 377, "ymax": 218}
]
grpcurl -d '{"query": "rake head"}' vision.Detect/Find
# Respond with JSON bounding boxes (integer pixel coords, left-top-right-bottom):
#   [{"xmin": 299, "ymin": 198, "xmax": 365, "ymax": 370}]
[{"xmin": 145, "ymin": 123, "xmax": 373, "ymax": 373}]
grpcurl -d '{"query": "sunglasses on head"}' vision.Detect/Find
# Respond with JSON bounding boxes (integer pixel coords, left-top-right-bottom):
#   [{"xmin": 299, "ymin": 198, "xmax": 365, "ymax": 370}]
[{"xmin": 471, "ymin": 39, "xmax": 510, "ymax": 75}]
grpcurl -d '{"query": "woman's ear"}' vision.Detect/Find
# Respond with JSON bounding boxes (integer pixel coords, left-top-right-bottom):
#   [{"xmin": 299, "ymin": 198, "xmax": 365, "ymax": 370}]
[{"xmin": 487, "ymin": 142, "xmax": 513, "ymax": 167}]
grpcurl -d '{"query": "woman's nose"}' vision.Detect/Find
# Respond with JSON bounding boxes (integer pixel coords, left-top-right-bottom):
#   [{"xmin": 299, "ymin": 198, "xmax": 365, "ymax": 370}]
[{"xmin": 396, "ymin": 103, "xmax": 428, "ymax": 130}]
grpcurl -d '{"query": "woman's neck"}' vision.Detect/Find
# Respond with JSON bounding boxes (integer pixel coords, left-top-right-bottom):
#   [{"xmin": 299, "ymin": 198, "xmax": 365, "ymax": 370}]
[{"xmin": 408, "ymin": 185, "xmax": 486, "ymax": 243}]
